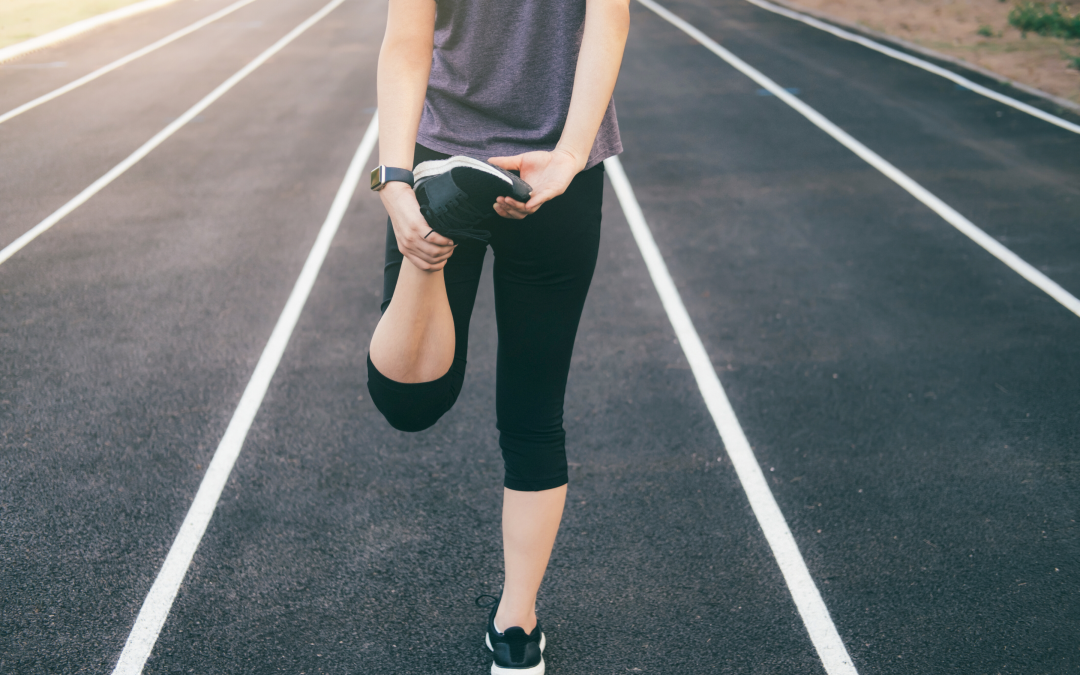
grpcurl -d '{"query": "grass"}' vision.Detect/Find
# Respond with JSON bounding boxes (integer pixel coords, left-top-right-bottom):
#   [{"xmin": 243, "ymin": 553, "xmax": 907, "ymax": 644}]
[
  {"xmin": 0, "ymin": 0, "xmax": 151, "ymax": 50},
  {"xmin": 1008, "ymin": 2, "xmax": 1080, "ymax": 39}
]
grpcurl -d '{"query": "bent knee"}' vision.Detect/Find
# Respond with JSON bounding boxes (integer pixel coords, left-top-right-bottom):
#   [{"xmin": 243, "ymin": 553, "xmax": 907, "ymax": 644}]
[{"xmin": 367, "ymin": 354, "xmax": 462, "ymax": 432}]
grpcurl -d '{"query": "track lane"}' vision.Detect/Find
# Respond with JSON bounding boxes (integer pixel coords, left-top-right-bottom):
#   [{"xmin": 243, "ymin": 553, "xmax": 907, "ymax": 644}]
[
  {"xmin": 0, "ymin": 0, "xmax": 349, "ymax": 267},
  {"xmin": 660, "ymin": 0, "xmax": 1080, "ymax": 302},
  {"xmin": 0, "ymin": 0, "xmax": 247, "ymax": 114},
  {"xmin": 0, "ymin": 0, "xmax": 325, "ymax": 252},
  {"xmin": 745, "ymin": 0, "xmax": 1080, "ymax": 135},
  {"xmin": 0, "ymin": 0, "xmax": 265, "ymax": 126},
  {"xmin": 0, "ymin": 0, "xmax": 382, "ymax": 670},
  {"xmin": 616, "ymin": 3, "xmax": 1080, "ymax": 671},
  {"xmin": 639, "ymin": 0, "xmax": 1080, "ymax": 320}
]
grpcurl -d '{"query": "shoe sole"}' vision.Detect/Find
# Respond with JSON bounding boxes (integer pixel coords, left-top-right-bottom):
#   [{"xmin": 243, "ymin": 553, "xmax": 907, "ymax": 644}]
[
  {"xmin": 414, "ymin": 156, "xmax": 510, "ymax": 183},
  {"xmin": 485, "ymin": 632, "xmax": 546, "ymax": 675},
  {"xmin": 413, "ymin": 156, "xmax": 532, "ymax": 202}
]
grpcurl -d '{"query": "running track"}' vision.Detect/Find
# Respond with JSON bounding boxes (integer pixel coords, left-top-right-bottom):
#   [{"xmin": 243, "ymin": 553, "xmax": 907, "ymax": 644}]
[{"xmin": 1, "ymin": 0, "xmax": 1077, "ymax": 673}]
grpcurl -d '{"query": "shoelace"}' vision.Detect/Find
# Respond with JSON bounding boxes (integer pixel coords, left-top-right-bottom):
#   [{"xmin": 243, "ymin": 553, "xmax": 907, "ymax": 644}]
[
  {"xmin": 421, "ymin": 196, "xmax": 492, "ymax": 243},
  {"xmin": 475, "ymin": 594, "xmax": 499, "ymax": 609}
]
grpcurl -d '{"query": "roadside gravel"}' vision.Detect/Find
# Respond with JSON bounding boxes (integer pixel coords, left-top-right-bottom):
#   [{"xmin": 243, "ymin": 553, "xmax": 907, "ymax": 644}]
[{"xmin": 782, "ymin": 0, "xmax": 1080, "ymax": 105}]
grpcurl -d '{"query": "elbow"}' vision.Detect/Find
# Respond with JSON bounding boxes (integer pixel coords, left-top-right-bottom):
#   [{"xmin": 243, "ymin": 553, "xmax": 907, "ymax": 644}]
[
  {"xmin": 590, "ymin": 0, "xmax": 631, "ymax": 33},
  {"xmin": 594, "ymin": 0, "xmax": 632, "ymax": 14}
]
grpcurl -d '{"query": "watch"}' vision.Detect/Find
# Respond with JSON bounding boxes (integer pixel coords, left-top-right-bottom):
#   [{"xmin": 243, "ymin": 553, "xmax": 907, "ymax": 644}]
[{"xmin": 370, "ymin": 165, "xmax": 414, "ymax": 191}]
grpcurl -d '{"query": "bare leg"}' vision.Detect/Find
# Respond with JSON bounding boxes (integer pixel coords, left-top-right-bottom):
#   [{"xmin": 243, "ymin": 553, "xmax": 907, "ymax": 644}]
[
  {"xmin": 369, "ymin": 259, "xmax": 455, "ymax": 383},
  {"xmin": 495, "ymin": 485, "xmax": 567, "ymax": 633}
]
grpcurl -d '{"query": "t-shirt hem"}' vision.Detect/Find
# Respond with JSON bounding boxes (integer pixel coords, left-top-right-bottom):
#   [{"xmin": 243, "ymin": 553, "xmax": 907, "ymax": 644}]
[
  {"xmin": 416, "ymin": 133, "xmax": 623, "ymax": 171},
  {"xmin": 585, "ymin": 139, "xmax": 623, "ymax": 170}
]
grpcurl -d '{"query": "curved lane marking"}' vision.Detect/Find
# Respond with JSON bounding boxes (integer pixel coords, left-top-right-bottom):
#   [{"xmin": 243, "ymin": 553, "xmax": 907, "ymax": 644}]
[
  {"xmin": 0, "ymin": 0, "xmax": 264, "ymax": 126},
  {"xmin": 606, "ymin": 155, "xmax": 860, "ymax": 675},
  {"xmin": 0, "ymin": 0, "xmax": 347, "ymax": 270},
  {"xmin": 745, "ymin": 0, "xmax": 1080, "ymax": 136},
  {"xmin": 111, "ymin": 111, "xmax": 379, "ymax": 675},
  {"xmin": 637, "ymin": 0, "xmax": 1080, "ymax": 320}
]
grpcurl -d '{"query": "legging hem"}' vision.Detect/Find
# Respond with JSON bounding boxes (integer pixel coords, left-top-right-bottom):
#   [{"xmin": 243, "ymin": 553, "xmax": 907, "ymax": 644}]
[{"xmin": 503, "ymin": 475, "xmax": 569, "ymax": 492}]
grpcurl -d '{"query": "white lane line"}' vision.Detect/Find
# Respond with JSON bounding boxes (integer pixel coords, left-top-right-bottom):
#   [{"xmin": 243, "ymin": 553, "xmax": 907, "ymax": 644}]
[
  {"xmin": 0, "ymin": 0, "xmax": 347, "ymax": 270},
  {"xmin": 637, "ymin": 0, "xmax": 1080, "ymax": 320},
  {"xmin": 0, "ymin": 0, "xmax": 263, "ymax": 126},
  {"xmin": 604, "ymin": 155, "xmax": 860, "ymax": 675},
  {"xmin": 0, "ymin": 0, "xmax": 182, "ymax": 65},
  {"xmin": 745, "ymin": 0, "xmax": 1080, "ymax": 134},
  {"xmin": 112, "ymin": 111, "xmax": 379, "ymax": 675}
]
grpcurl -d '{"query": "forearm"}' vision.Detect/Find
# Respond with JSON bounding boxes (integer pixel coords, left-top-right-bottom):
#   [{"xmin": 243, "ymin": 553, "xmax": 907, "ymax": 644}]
[
  {"xmin": 556, "ymin": 0, "xmax": 630, "ymax": 171},
  {"xmin": 377, "ymin": 0, "xmax": 436, "ymax": 170}
]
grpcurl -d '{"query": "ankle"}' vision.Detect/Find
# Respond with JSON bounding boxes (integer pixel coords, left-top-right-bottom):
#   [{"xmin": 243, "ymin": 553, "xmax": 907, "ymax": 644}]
[{"xmin": 494, "ymin": 608, "xmax": 537, "ymax": 634}]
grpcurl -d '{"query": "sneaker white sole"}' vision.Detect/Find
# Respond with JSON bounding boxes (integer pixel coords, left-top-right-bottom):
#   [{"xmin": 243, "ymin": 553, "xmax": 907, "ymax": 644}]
[
  {"xmin": 485, "ymin": 632, "xmax": 546, "ymax": 675},
  {"xmin": 413, "ymin": 156, "xmax": 515, "ymax": 186}
]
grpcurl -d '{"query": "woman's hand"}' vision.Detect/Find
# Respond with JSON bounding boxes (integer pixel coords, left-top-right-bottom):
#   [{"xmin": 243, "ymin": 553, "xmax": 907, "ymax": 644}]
[
  {"xmin": 488, "ymin": 149, "xmax": 582, "ymax": 219},
  {"xmin": 380, "ymin": 182, "xmax": 456, "ymax": 271}
]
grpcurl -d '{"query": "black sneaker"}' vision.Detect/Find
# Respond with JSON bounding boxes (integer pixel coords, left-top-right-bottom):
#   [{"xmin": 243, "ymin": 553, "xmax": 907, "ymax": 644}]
[
  {"xmin": 412, "ymin": 156, "xmax": 532, "ymax": 243},
  {"xmin": 478, "ymin": 594, "xmax": 546, "ymax": 675}
]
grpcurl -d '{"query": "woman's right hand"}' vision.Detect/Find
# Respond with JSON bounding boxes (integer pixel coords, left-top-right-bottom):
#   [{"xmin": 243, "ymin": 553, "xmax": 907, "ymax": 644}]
[{"xmin": 380, "ymin": 182, "xmax": 456, "ymax": 271}]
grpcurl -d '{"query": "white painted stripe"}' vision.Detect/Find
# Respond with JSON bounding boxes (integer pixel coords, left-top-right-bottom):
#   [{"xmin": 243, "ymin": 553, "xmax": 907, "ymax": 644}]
[
  {"xmin": 111, "ymin": 111, "xmax": 379, "ymax": 675},
  {"xmin": 0, "ymin": 0, "xmax": 263, "ymax": 126},
  {"xmin": 604, "ymin": 155, "xmax": 860, "ymax": 675},
  {"xmin": 0, "ymin": 0, "xmax": 347, "ymax": 270},
  {"xmin": 637, "ymin": 0, "xmax": 1080, "ymax": 320},
  {"xmin": 745, "ymin": 0, "xmax": 1080, "ymax": 134},
  {"xmin": 0, "ymin": 0, "xmax": 181, "ymax": 65}
]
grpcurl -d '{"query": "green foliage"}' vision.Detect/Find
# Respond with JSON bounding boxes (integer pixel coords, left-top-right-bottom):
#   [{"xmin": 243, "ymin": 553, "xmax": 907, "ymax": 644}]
[
  {"xmin": 1008, "ymin": 2, "xmax": 1080, "ymax": 39},
  {"xmin": 1069, "ymin": 56, "xmax": 1080, "ymax": 68},
  {"xmin": 976, "ymin": 24, "xmax": 996, "ymax": 36}
]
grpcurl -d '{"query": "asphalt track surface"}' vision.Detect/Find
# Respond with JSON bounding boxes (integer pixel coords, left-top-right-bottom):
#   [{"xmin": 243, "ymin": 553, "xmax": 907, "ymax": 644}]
[{"xmin": 1, "ymin": 0, "xmax": 1077, "ymax": 673}]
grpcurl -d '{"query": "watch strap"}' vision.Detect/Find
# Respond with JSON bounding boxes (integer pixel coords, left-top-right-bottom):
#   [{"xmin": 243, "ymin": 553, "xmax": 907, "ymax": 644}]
[{"xmin": 370, "ymin": 165, "xmax": 414, "ymax": 191}]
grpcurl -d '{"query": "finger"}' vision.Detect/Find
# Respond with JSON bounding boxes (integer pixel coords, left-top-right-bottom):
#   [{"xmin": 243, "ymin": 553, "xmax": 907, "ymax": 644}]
[
  {"xmin": 488, "ymin": 155, "xmax": 522, "ymax": 172},
  {"xmin": 397, "ymin": 233, "xmax": 452, "ymax": 260},
  {"xmin": 406, "ymin": 254, "xmax": 447, "ymax": 272},
  {"xmin": 418, "ymin": 242, "xmax": 455, "ymax": 260},
  {"xmin": 498, "ymin": 196, "xmax": 532, "ymax": 217},
  {"xmin": 414, "ymin": 226, "xmax": 455, "ymax": 247},
  {"xmin": 408, "ymin": 238, "xmax": 456, "ymax": 261},
  {"xmin": 494, "ymin": 201, "xmax": 527, "ymax": 220},
  {"xmin": 524, "ymin": 188, "xmax": 558, "ymax": 212},
  {"xmin": 499, "ymin": 196, "xmax": 528, "ymax": 210},
  {"xmin": 406, "ymin": 236, "xmax": 453, "ymax": 258},
  {"xmin": 498, "ymin": 208, "xmax": 526, "ymax": 220}
]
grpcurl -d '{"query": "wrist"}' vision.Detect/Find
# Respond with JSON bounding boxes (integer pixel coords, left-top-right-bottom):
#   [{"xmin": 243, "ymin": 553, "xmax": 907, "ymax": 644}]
[
  {"xmin": 379, "ymin": 181, "xmax": 414, "ymax": 212},
  {"xmin": 553, "ymin": 145, "xmax": 586, "ymax": 173},
  {"xmin": 380, "ymin": 182, "xmax": 413, "ymax": 207},
  {"xmin": 380, "ymin": 181, "xmax": 413, "ymax": 196}
]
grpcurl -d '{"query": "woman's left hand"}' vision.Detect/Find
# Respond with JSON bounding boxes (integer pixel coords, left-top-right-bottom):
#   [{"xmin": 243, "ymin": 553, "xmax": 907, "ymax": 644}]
[{"xmin": 488, "ymin": 149, "xmax": 582, "ymax": 219}]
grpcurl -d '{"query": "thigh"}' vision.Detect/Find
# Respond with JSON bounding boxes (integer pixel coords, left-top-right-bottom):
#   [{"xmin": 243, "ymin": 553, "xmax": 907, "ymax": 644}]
[{"xmin": 490, "ymin": 164, "xmax": 604, "ymax": 438}]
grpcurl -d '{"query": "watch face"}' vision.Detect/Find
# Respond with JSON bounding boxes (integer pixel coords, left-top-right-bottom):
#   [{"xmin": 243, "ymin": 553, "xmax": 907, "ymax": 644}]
[{"xmin": 370, "ymin": 166, "xmax": 384, "ymax": 191}]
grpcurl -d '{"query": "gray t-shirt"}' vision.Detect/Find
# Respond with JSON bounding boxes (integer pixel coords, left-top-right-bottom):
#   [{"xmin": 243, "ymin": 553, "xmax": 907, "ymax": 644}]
[{"xmin": 416, "ymin": 0, "xmax": 622, "ymax": 170}]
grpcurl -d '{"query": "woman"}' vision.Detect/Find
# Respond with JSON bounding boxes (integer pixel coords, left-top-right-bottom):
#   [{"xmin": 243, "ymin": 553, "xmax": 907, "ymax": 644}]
[{"xmin": 366, "ymin": 0, "xmax": 629, "ymax": 671}]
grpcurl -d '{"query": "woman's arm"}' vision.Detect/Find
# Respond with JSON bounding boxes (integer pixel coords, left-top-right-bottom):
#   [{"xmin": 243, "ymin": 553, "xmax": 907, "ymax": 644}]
[
  {"xmin": 377, "ymin": 0, "xmax": 456, "ymax": 270},
  {"xmin": 490, "ymin": 0, "xmax": 630, "ymax": 218}
]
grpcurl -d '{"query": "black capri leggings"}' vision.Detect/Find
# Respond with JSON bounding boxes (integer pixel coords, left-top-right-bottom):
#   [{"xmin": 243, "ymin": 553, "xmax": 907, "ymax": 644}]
[{"xmin": 367, "ymin": 144, "xmax": 603, "ymax": 491}]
